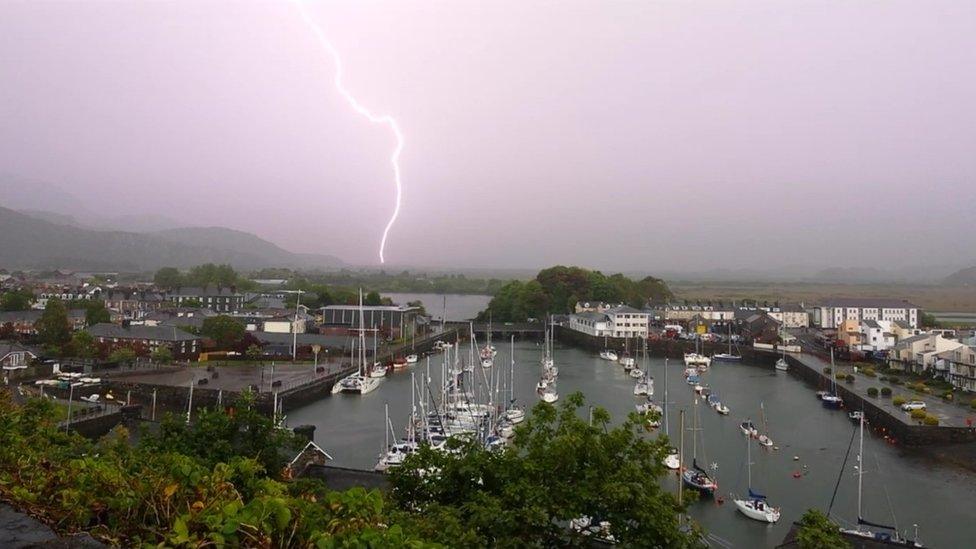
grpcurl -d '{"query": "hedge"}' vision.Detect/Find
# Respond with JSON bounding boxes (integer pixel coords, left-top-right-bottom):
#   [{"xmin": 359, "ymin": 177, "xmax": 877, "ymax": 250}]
[{"xmin": 867, "ymin": 387, "xmax": 879, "ymax": 397}]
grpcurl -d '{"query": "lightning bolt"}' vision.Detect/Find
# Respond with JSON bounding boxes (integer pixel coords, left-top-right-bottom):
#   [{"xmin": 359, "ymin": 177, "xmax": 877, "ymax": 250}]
[{"xmin": 293, "ymin": 1, "xmax": 403, "ymax": 264}]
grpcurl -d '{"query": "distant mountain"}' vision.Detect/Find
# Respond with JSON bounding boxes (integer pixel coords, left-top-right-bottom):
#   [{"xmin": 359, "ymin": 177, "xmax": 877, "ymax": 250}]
[
  {"xmin": 0, "ymin": 206, "xmax": 343, "ymax": 271},
  {"xmin": 944, "ymin": 266, "xmax": 976, "ymax": 287}
]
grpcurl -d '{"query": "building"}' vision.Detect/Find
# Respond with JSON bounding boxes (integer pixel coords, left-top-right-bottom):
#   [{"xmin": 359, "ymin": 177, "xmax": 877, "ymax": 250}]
[
  {"xmin": 136, "ymin": 308, "xmax": 217, "ymax": 331},
  {"xmin": 857, "ymin": 320, "xmax": 897, "ymax": 352},
  {"xmin": 836, "ymin": 319, "xmax": 862, "ymax": 347},
  {"xmin": 0, "ymin": 309, "xmax": 87, "ymax": 336},
  {"xmin": 740, "ymin": 313, "xmax": 782, "ymax": 344},
  {"xmin": 166, "ymin": 286, "xmax": 245, "ymax": 313},
  {"xmin": 888, "ymin": 333, "xmax": 962, "ymax": 373},
  {"xmin": 646, "ymin": 301, "xmax": 736, "ymax": 323},
  {"xmin": 0, "ymin": 342, "xmax": 38, "ymax": 370},
  {"xmin": 567, "ymin": 306, "xmax": 649, "ymax": 338},
  {"xmin": 87, "ymin": 323, "xmax": 202, "ymax": 360},
  {"xmin": 942, "ymin": 346, "xmax": 976, "ymax": 392},
  {"xmin": 814, "ymin": 298, "xmax": 919, "ymax": 329},
  {"xmin": 320, "ymin": 305, "xmax": 421, "ymax": 340},
  {"xmin": 567, "ymin": 311, "xmax": 612, "ymax": 337},
  {"xmin": 102, "ymin": 289, "xmax": 166, "ymax": 320}
]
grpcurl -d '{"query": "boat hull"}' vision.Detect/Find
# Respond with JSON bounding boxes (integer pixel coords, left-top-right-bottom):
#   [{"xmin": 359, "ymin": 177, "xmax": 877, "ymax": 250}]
[{"xmin": 733, "ymin": 499, "xmax": 780, "ymax": 523}]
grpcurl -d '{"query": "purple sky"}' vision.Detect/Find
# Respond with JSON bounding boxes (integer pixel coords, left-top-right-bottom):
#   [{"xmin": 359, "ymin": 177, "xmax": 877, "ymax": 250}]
[{"xmin": 1, "ymin": 1, "xmax": 974, "ymax": 271}]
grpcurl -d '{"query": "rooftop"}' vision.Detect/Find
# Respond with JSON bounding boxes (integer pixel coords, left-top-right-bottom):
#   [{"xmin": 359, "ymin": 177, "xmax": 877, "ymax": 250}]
[
  {"xmin": 821, "ymin": 298, "xmax": 918, "ymax": 309},
  {"xmin": 87, "ymin": 323, "xmax": 200, "ymax": 342}
]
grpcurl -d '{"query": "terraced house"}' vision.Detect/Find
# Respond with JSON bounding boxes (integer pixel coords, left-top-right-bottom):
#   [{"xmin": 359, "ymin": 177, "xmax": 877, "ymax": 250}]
[
  {"xmin": 87, "ymin": 323, "xmax": 202, "ymax": 360},
  {"xmin": 166, "ymin": 286, "xmax": 244, "ymax": 313}
]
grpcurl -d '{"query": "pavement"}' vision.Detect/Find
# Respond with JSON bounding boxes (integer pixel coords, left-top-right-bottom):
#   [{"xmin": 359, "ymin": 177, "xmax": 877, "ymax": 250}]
[
  {"xmin": 106, "ymin": 360, "xmax": 349, "ymax": 393},
  {"xmin": 790, "ymin": 340, "xmax": 976, "ymax": 428},
  {"xmin": 0, "ymin": 504, "xmax": 104, "ymax": 548}
]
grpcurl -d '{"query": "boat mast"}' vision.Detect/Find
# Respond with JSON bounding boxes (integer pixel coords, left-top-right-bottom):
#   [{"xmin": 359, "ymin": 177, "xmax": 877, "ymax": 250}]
[
  {"xmin": 857, "ymin": 412, "xmax": 864, "ymax": 523},
  {"xmin": 678, "ymin": 409, "xmax": 685, "ymax": 507},
  {"xmin": 746, "ymin": 427, "xmax": 752, "ymax": 490},
  {"xmin": 663, "ymin": 358, "xmax": 670, "ymax": 436},
  {"xmin": 510, "ymin": 335, "xmax": 515, "ymax": 405}
]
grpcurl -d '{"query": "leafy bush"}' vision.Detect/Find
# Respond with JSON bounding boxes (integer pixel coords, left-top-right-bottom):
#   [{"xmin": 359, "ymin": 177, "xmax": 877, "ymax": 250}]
[
  {"xmin": 881, "ymin": 387, "xmax": 892, "ymax": 397},
  {"xmin": 862, "ymin": 367, "xmax": 877, "ymax": 378},
  {"xmin": 970, "ymin": 398, "xmax": 976, "ymax": 410},
  {"xmin": 923, "ymin": 414, "xmax": 940, "ymax": 426},
  {"xmin": 910, "ymin": 409, "xmax": 927, "ymax": 420},
  {"xmin": 893, "ymin": 395, "xmax": 907, "ymax": 406},
  {"xmin": 890, "ymin": 378, "xmax": 902, "ymax": 386},
  {"xmin": 866, "ymin": 387, "xmax": 879, "ymax": 397},
  {"xmin": 942, "ymin": 391, "xmax": 953, "ymax": 401},
  {"xmin": 845, "ymin": 374, "xmax": 855, "ymax": 383}
]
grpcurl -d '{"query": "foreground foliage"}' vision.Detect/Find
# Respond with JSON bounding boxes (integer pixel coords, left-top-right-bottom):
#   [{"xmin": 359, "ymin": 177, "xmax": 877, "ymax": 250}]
[
  {"xmin": 0, "ymin": 390, "xmax": 434, "ymax": 547},
  {"xmin": 389, "ymin": 392, "xmax": 702, "ymax": 548},
  {"xmin": 795, "ymin": 509, "xmax": 850, "ymax": 549}
]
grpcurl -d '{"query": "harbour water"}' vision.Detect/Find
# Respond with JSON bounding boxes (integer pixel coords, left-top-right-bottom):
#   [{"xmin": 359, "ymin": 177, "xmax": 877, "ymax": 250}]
[
  {"xmin": 382, "ymin": 292, "xmax": 491, "ymax": 321},
  {"xmin": 288, "ymin": 340, "xmax": 976, "ymax": 548}
]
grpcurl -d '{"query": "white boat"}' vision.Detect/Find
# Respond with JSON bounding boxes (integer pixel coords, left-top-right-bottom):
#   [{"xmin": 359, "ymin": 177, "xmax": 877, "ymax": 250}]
[
  {"xmin": 504, "ymin": 408, "xmax": 526, "ymax": 424},
  {"xmin": 683, "ymin": 367, "xmax": 698, "ymax": 378},
  {"xmin": 629, "ymin": 368, "xmax": 645, "ymax": 379},
  {"xmin": 334, "ymin": 290, "xmax": 383, "ymax": 395},
  {"xmin": 664, "ymin": 449, "xmax": 680, "ymax": 470},
  {"xmin": 757, "ymin": 402, "xmax": 774, "ymax": 447},
  {"xmin": 481, "ymin": 358, "xmax": 494, "ymax": 368},
  {"xmin": 599, "ymin": 350, "xmax": 618, "ymax": 361},
  {"xmin": 713, "ymin": 324, "xmax": 740, "ymax": 362},
  {"xmin": 740, "ymin": 419, "xmax": 758, "ymax": 437},
  {"xmin": 634, "ymin": 378, "xmax": 650, "ymax": 396},
  {"xmin": 684, "ymin": 352, "xmax": 711, "ymax": 368},
  {"xmin": 733, "ymin": 434, "xmax": 781, "ymax": 523},
  {"xmin": 619, "ymin": 356, "xmax": 636, "ymax": 370},
  {"xmin": 536, "ymin": 378, "xmax": 548, "ymax": 392},
  {"xmin": 374, "ymin": 404, "xmax": 418, "ymax": 472},
  {"xmin": 369, "ymin": 362, "xmax": 388, "ymax": 378},
  {"xmin": 715, "ymin": 403, "xmax": 730, "ymax": 415},
  {"xmin": 839, "ymin": 414, "xmax": 924, "ymax": 547},
  {"xmin": 541, "ymin": 385, "xmax": 559, "ymax": 403},
  {"xmin": 774, "ymin": 358, "xmax": 789, "ymax": 371},
  {"xmin": 405, "ymin": 354, "xmax": 419, "ymax": 364}
]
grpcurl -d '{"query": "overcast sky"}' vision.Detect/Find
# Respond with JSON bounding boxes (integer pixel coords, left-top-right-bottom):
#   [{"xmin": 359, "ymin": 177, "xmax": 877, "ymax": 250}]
[{"xmin": 1, "ymin": 1, "xmax": 974, "ymax": 272}]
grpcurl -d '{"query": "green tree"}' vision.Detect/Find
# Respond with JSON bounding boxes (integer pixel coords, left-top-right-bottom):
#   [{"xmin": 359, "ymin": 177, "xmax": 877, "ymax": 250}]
[
  {"xmin": 201, "ymin": 315, "xmax": 246, "ymax": 349},
  {"xmin": 108, "ymin": 346, "xmax": 137, "ymax": 363},
  {"xmin": 0, "ymin": 289, "xmax": 33, "ymax": 311},
  {"xmin": 153, "ymin": 267, "xmax": 184, "ymax": 289},
  {"xmin": 35, "ymin": 298, "xmax": 72, "ymax": 351},
  {"xmin": 795, "ymin": 509, "xmax": 850, "ymax": 549},
  {"xmin": 68, "ymin": 331, "xmax": 97, "ymax": 359},
  {"xmin": 83, "ymin": 301, "xmax": 111, "ymax": 326},
  {"xmin": 365, "ymin": 290, "xmax": 383, "ymax": 306},
  {"xmin": 389, "ymin": 392, "xmax": 701, "ymax": 547},
  {"xmin": 151, "ymin": 346, "xmax": 173, "ymax": 363},
  {"xmin": 919, "ymin": 311, "xmax": 939, "ymax": 328},
  {"xmin": 245, "ymin": 344, "xmax": 262, "ymax": 362}
]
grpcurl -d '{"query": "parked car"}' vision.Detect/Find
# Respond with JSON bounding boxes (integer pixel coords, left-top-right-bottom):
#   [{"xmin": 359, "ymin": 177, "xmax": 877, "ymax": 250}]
[{"xmin": 901, "ymin": 400, "xmax": 926, "ymax": 411}]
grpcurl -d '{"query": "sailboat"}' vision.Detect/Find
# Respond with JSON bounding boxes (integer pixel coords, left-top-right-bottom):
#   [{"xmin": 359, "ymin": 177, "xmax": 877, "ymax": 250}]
[
  {"xmin": 739, "ymin": 418, "xmax": 758, "ymax": 437},
  {"xmin": 732, "ymin": 432, "xmax": 781, "ymax": 523},
  {"xmin": 682, "ymin": 395, "xmax": 718, "ymax": 496},
  {"xmin": 712, "ymin": 323, "xmax": 740, "ymax": 362},
  {"xmin": 374, "ymin": 401, "xmax": 417, "ymax": 472},
  {"xmin": 503, "ymin": 336, "xmax": 526, "ymax": 424},
  {"xmin": 332, "ymin": 291, "xmax": 381, "ymax": 395},
  {"xmin": 757, "ymin": 402, "xmax": 774, "ymax": 447},
  {"xmin": 822, "ymin": 349, "xmax": 843, "ymax": 409},
  {"xmin": 480, "ymin": 319, "xmax": 495, "ymax": 368},
  {"xmin": 774, "ymin": 344, "xmax": 789, "ymax": 371},
  {"xmin": 659, "ymin": 358, "xmax": 680, "ymax": 469},
  {"xmin": 838, "ymin": 414, "xmax": 924, "ymax": 547},
  {"xmin": 599, "ymin": 335, "xmax": 618, "ymax": 361},
  {"xmin": 684, "ymin": 336, "xmax": 711, "ymax": 369}
]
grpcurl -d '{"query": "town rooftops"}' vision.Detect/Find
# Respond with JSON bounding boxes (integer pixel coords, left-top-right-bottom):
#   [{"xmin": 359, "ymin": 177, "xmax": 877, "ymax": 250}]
[
  {"xmin": 862, "ymin": 320, "xmax": 882, "ymax": 329},
  {"xmin": 821, "ymin": 298, "xmax": 918, "ymax": 309},
  {"xmin": 87, "ymin": 323, "xmax": 200, "ymax": 342},
  {"xmin": 573, "ymin": 311, "xmax": 610, "ymax": 322},
  {"xmin": 169, "ymin": 286, "xmax": 243, "ymax": 297},
  {"xmin": 0, "ymin": 341, "xmax": 38, "ymax": 359},
  {"xmin": 604, "ymin": 305, "xmax": 645, "ymax": 315},
  {"xmin": 892, "ymin": 333, "xmax": 932, "ymax": 348},
  {"xmin": 0, "ymin": 309, "xmax": 87, "ymax": 323}
]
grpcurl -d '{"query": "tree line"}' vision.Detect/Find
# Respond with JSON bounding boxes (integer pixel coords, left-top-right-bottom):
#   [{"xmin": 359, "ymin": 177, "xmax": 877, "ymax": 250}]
[{"xmin": 477, "ymin": 266, "xmax": 674, "ymax": 322}]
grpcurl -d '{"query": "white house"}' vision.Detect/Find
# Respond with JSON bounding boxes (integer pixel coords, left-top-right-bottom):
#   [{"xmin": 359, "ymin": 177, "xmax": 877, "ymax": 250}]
[
  {"xmin": 568, "ymin": 305, "xmax": 649, "ymax": 338},
  {"xmin": 857, "ymin": 320, "xmax": 897, "ymax": 352},
  {"xmin": 889, "ymin": 333, "xmax": 962, "ymax": 372},
  {"xmin": 942, "ymin": 345, "xmax": 976, "ymax": 392},
  {"xmin": 568, "ymin": 311, "xmax": 612, "ymax": 337},
  {"xmin": 815, "ymin": 298, "xmax": 919, "ymax": 329}
]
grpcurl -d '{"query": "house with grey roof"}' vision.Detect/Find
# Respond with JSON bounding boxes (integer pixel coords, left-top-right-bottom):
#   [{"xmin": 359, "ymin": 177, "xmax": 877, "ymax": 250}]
[
  {"xmin": 0, "ymin": 342, "xmax": 38, "ymax": 370},
  {"xmin": 87, "ymin": 323, "xmax": 201, "ymax": 360},
  {"xmin": 166, "ymin": 286, "xmax": 244, "ymax": 313},
  {"xmin": 814, "ymin": 298, "xmax": 919, "ymax": 330}
]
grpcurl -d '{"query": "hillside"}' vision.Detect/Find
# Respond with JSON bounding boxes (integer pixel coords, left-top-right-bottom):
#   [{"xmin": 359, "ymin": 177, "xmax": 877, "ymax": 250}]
[
  {"xmin": 0, "ymin": 206, "xmax": 343, "ymax": 271},
  {"xmin": 944, "ymin": 266, "xmax": 976, "ymax": 286}
]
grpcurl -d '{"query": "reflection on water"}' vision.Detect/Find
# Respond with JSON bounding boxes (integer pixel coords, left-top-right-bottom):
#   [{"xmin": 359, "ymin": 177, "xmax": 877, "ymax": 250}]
[
  {"xmin": 287, "ymin": 340, "xmax": 975, "ymax": 548},
  {"xmin": 383, "ymin": 292, "xmax": 491, "ymax": 321}
]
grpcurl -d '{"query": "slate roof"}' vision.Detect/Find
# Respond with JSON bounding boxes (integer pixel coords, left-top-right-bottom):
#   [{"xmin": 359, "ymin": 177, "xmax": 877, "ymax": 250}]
[
  {"xmin": 87, "ymin": 323, "xmax": 200, "ymax": 342},
  {"xmin": 821, "ymin": 298, "xmax": 918, "ymax": 309}
]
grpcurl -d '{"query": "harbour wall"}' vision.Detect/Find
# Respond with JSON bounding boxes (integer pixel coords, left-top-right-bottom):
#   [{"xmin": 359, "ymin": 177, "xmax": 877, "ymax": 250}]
[{"xmin": 554, "ymin": 327, "xmax": 976, "ymax": 446}]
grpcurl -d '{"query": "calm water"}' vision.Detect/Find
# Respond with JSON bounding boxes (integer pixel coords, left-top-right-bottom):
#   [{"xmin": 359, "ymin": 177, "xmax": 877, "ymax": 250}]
[
  {"xmin": 383, "ymin": 292, "xmax": 491, "ymax": 321},
  {"xmin": 288, "ymin": 341, "xmax": 976, "ymax": 548}
]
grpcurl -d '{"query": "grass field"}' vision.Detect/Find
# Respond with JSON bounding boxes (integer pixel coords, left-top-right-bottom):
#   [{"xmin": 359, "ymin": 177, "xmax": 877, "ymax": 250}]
[{"xmin": 669, "ymin": 280, "xmax": 976, "ymax": 312}]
